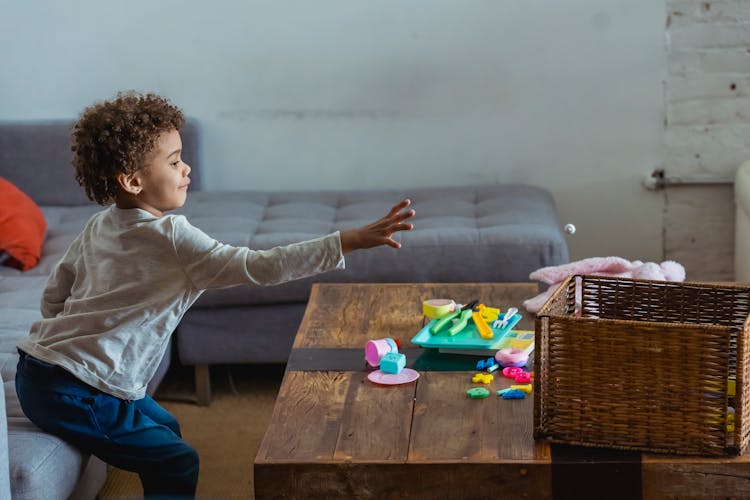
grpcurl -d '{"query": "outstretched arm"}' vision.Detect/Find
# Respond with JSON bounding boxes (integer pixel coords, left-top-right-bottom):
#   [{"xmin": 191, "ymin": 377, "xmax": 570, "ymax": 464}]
[{"xmin": 339, "ymin": 199, "xmax": 415, "ymax": 254}]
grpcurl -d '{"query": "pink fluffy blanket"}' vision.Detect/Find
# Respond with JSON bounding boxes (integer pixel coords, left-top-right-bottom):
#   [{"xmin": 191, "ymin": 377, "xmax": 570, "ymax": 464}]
[{"xmin": 523, "ymin": 257, "xmax": 686, "ymax": 313}]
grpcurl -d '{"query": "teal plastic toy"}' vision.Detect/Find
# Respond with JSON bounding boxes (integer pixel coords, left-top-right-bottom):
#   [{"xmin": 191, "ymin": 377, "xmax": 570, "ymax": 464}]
[{"xmin": 380, "ymin": 352, "xmax": 406, "ymax": 374}]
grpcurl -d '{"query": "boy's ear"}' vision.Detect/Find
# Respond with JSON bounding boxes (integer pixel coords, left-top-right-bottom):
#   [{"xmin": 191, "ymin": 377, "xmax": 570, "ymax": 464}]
[{"xmin": 116, "ymin": 172, "xmax": 143, "ymax": 195}]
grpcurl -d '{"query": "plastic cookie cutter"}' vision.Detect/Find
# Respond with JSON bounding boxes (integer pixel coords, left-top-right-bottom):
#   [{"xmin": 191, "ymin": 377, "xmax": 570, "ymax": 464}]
[
  {"xmin": 476, "ymin": 357, "xmax": 496, "ymax": 370},
  {"xmin": 492, "ymin": 307, "xmax": 519, "ymax": 329},
  {"xmin": 476, "ymin": 304, "xmax": 500, "ymax": 323},
  {"xmin": 501, "ymin": 389, "xmax": 526, "ymax": 400},
  {"xmin": 502, "ymin": 366, "xmax": 524, "ymax": 379},
  {"xmin": 429, "ymin": 300, "xmax": 478, "ymax": 336},
  {"xmin": 471, "ymin": 305, "xmax": 495, "ymax": 340},
  {"xmin": 471, "ymin": 373, "xmax": 494, "ymax": 384},
  {"xmin": 510, "ymin": 384, "xmax": 533, "ymax": 393},
  {"xmin": 466, "ymin": 387, "xmax": 491, "ymax": 399},
  {"xmin": 513, "ymin": 372, "xmax": 532, "ymax": 384}
]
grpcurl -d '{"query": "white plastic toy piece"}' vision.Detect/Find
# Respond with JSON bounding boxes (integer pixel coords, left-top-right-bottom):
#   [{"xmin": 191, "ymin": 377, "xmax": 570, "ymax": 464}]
[{"xmin": 492, "ymin": 307, "xmax": 518, "ymax": 330}]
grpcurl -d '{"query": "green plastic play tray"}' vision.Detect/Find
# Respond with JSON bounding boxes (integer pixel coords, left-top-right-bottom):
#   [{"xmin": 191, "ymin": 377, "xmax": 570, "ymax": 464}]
[{"xmin": 411, "ymin": 313, "xmax": 522, "ymax": 349}]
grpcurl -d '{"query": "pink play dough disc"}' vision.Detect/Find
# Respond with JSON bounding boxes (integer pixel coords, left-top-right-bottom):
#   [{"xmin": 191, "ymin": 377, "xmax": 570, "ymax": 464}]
[{"xmin": 367, "ymin": 368, "xmax": 420, "ymax": 385}]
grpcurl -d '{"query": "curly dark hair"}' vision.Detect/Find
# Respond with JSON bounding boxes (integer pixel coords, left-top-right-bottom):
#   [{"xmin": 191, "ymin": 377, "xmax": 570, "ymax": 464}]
[{"xmin": 71, "ymin": 91, "xmax": 185, "ymax": 205}]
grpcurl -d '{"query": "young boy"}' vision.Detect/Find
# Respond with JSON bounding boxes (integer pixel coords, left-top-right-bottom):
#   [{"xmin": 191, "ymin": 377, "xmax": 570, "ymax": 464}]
[{"xmin": 15, "ymin": 91, "xmax": 415, "ymax": 498}]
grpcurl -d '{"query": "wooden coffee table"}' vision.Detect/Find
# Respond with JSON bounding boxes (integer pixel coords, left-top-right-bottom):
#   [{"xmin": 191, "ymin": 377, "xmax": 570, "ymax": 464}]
[{"xmin": 254, "ymin": 283, "xmax": 750, "ymax": 499}]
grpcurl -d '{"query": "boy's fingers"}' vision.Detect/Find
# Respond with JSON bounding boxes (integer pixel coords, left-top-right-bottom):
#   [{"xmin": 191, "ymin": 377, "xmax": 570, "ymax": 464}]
[
  {"xmin": 392, "ymin": 223, "xmax": 413, "ymax": 232},
  {"xmin": 401, "ymin": 209, "xmax": 415, "ymax": 220},
  {"xmin": 388, "ymin": 199, "xmax": 411, "ymax": 216},
  {"xmin": 387, "ymin": 209, "xmax": 414, "ymax": 224}
]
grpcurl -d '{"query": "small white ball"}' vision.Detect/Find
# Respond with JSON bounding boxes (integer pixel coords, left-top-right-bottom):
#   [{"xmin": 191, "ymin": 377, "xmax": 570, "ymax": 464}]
[{"xmin": 564, "ymin": 223, "xmax": 576, "ymax": 235}]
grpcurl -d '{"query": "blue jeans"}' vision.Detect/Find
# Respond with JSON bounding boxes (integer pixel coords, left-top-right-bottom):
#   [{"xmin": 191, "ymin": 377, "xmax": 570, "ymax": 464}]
[{"xmin": 15, "ymin": 351, "xmax": 199, "ymax": 499}]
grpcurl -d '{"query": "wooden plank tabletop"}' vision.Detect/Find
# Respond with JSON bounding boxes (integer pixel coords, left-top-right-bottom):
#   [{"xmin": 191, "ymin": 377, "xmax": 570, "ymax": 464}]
[
  {"xmin": 291, "ymin": 282, "xmax": 537, "ymax": 348},
  {"xmin": 254, "ymin": 283, "xmax": 750, "ymax": 499}
]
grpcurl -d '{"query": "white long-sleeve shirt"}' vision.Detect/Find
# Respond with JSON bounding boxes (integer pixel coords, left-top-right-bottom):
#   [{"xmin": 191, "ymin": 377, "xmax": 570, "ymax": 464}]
[{"xmin": 18, "ymin": 205, "xmax": 345, "ymax": 400}]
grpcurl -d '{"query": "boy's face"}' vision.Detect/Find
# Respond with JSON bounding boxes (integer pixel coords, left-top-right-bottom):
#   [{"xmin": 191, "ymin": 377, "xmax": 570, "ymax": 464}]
[{"xmin": 128, "ymin": 129, "xmax": 191, "ymax": 217}]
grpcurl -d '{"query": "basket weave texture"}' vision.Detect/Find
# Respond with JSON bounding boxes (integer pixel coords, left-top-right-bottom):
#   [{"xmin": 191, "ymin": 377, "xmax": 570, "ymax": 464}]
[{"xmin": 533, "ymin": 274, "xmax": 750, "ymax": 456}]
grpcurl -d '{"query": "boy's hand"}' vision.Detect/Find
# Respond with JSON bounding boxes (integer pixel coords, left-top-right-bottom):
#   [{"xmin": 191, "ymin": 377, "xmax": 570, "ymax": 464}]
[{"xmin": 340, "ymin": 199, "xmax": 415, "ymax": 254}]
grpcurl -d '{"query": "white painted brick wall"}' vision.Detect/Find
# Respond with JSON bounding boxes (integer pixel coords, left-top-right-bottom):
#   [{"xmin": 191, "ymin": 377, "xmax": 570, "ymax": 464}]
[
  {"xmin": 668, "ymin": 0, "xmax": 749, "ymax": 24},
  {"xmin": 664, "ymin": 0, "xmax": 750, "ymax": 280}
]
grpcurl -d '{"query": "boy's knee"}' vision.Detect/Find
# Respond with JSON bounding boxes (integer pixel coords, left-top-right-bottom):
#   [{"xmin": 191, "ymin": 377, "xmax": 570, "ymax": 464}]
[
  {"xmin": 184, "ymin": 446, "xmax": 199, "ymax": 471},
  {"xmin": 140, "ymin": 444, "xmax": 199, "ymax": 495},
  {"xmin": 151, "ymin": 441, "xmax": 199, "ymax": 474},
  {"xmin": 167, "ymin": 442, "xmax": 198, "ymax": 469},
  {"xmin": 173, "ymin": 444, "xmax": 199, "ymax": 480}
]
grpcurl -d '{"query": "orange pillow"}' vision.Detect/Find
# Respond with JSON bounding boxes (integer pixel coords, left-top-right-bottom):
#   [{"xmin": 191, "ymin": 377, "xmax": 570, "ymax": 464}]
[{"xmin": 0, "ymin": 177, "xmax": 46, "ymax": 271}]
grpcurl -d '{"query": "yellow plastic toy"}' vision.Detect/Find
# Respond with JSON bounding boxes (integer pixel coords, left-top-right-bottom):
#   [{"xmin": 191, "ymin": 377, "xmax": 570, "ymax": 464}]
[
  {"xmin": 472, "ymin": 310, "xmax": 495, "ymax": 340},
  {"xmin": 472, "ymin": 373, "xmax": 494, "ymax": 384},
  {"xmin": 510, "ymin": 383, "xmax": 533, "ymax": 394},
  {"xmin": 476, "ymin": 304, "xmax": 500, "ymax": 323}
]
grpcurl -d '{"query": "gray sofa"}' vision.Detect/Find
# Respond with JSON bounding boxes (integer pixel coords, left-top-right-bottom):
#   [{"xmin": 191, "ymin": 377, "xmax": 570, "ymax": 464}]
[{"xmin": 0, "ymin": 120, "xmax": 568, "ymax": 498}]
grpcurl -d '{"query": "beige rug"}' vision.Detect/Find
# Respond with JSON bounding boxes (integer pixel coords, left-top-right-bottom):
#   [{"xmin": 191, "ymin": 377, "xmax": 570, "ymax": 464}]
[{"xmin": 97, "ymin": 363, "xmax": 284, "ymax": 499}]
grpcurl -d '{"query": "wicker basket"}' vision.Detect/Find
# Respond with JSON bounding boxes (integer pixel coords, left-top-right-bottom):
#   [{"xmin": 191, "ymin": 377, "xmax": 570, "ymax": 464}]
[{"xmin": 533, "ymin": 274, "xmax": 750, "ymax": 456}]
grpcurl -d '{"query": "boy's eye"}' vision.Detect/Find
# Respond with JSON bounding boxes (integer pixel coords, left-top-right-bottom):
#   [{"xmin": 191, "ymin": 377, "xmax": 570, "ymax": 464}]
[{"xmin": 170, "ymin": 160, "xmax": 181, "ymax": 167}]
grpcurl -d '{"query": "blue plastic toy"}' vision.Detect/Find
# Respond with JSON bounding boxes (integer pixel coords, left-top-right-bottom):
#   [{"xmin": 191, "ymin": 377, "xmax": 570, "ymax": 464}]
[
  {"xmin": 380, "ymin": 352, "xmax": 406, "ymax": 374},
  {"xmin": 501, "ymin": 389, "xmax": 526, "ymax": 400},
  {"xmin": 476, "ymin": 357, "xmax": 496, "ymax": 370}
]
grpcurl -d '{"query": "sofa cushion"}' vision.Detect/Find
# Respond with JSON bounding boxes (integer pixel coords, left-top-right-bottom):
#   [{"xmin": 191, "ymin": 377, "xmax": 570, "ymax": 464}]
[
  {"xmin": 0, "ymin": 179, "xmax": 47, "ymax": 271},
  {"xmin": 0, "ymin": 206, "xmax": 100, "ymax": 280},
  {"xmin": 5, "ymin": 382, "xmax": 85, "ymax": 500},
  {"xmin": 0, "ymin": 122, "xmax": 88, "ymax": 207},
  {"xmin": 178, "ymin": 303, "xmax": 306, "ymax": 365},
  {"xmin": 7, "ymin": 423, "xmax": 83, "ymax": 500},
  {"xmin": 0, "ymin": 278, "xmax": 44, "ymax": 382}
]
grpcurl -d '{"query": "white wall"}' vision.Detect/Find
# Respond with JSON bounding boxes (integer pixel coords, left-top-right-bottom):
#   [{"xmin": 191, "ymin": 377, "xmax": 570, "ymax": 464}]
[
  {"xmin": 0, "ymin": 0, "xmax": 666, "ymax": 262},
  {"xmin": 662, "ymin": 0, "xmax": 750, "ymax": 281}
]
